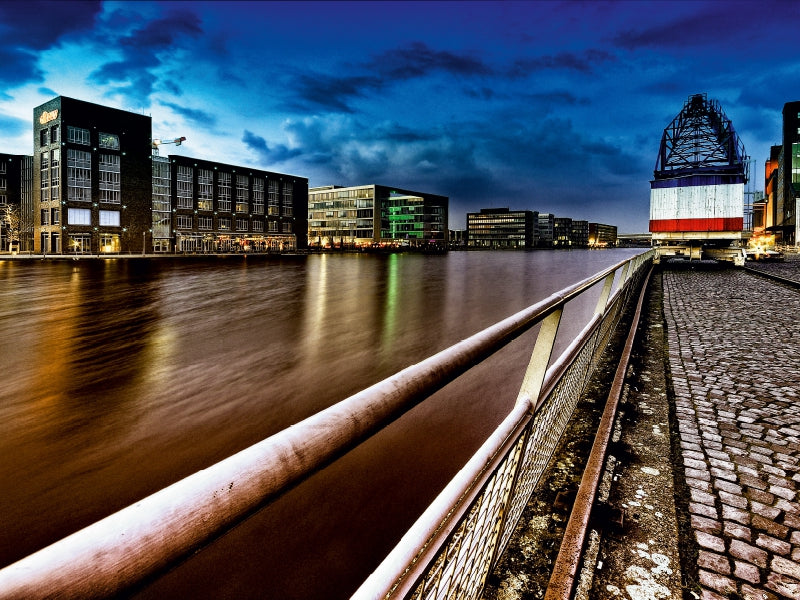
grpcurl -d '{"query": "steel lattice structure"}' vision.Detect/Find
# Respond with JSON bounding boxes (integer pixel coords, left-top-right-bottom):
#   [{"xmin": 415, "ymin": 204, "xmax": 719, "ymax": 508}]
[{"xmin": 655, "ymin": 93, "xmax": 748, "ymax": 182}]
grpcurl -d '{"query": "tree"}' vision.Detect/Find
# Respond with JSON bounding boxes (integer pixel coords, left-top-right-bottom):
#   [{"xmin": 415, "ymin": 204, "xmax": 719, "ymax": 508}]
[{"xmin": 3, "ymin": 204, "xmax": 20, "ymax": 250}]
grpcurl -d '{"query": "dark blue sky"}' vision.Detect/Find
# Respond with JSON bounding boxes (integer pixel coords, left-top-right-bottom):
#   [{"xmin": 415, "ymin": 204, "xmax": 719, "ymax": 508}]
[{"xmin": 1, "ymin": 1, "xmax": 797, "ymax": 232}]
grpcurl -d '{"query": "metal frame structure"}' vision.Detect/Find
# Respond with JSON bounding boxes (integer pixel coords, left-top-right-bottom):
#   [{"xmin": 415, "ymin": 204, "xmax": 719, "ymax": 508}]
[
  {"xmin": 655, "ymin": 93, "xmax": 748, "ymax": 180},
  {"xmin": 0, "ymin": 251, "xmax": 654, "ymax": 600}
]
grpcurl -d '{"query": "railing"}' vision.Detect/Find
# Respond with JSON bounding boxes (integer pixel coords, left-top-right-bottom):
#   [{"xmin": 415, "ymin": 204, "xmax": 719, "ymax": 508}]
[{"xmin": 0, "ymin": 250, "xmax": 653, "ymax": 600}]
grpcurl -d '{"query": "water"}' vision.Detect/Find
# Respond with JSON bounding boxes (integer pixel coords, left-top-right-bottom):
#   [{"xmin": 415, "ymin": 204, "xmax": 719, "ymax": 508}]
[{"xmin": 0, "ymin": 248, "xmax": 642, "ymax": 598}]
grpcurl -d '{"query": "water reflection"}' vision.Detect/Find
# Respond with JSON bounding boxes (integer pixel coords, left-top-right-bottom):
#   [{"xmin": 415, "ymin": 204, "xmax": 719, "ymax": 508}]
[{"xmin": 0, "ymin": 249, "xmax": 643, "ymax": 597}]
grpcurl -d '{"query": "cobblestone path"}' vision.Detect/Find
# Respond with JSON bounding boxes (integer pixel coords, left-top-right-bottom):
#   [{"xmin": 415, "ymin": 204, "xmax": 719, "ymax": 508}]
[{"xmin": 663, "ymin": 264, "xmax": 800, "ymax": 599}]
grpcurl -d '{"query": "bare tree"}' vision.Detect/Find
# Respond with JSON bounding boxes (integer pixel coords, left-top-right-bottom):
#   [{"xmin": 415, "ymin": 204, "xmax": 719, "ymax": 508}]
[{"xmin": 3, "ymin": 204, "xmax": 20, "ymax": 251}]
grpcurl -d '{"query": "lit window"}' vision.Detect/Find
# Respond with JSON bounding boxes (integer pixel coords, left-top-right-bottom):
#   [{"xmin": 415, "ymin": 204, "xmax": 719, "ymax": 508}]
[
  {"xmin": 98, "ymin": 132, "xmax": 120, "ymax": 150},
  {"xmin": 68, "ymin": 207, "xmax": 91, "ymax": 225},
  {"xmin": 99, "ymin": 210, "xmax": 120, "ymax": 226},
  {"xmin": 67, "ymin": 126, "xmax": 90, "ymax": 145}
]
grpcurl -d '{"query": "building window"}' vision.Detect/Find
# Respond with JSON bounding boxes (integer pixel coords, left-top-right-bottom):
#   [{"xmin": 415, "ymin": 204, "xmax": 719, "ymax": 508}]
[
  {"xmin": 282, "ymin": 181, "xmax": 293, "ymax": 216},
  {"xmin": 177, "ymin": 215, "xmax": 192, "ymax": 229},
  {"xmin": 50, "ymin": 149, "xmax": 60, "ymax": 199},
  {"xmin": 51, "ymin": 126, "xmax": 59, "ymax": 144},
  {"xmin": 268, "ymin": 180, "xmax": 279, "ymax": 215},
  {"xmin": 198, "ymin": 216, "xmax": 212, "ymax": 230},
  {"xmin": 99, "ymin": 210, "xmax": 120, "ymax": 226},
  {"xmin": 67, "ymin": 126, "xmax": 90, "ymax": 145},
  {"xmin": 40, "ymin": 152, "xmax": 49, "ymax": 202},
  {"xmin": 282, "ymin": 222, "xmax": 292, "ymax": 233},
  {"xmin": 177, "ymin": 165, "xmax": 193, "ymax": 209},
  {"xmin": 268, "ymin": 220, "xmax": 278, "ymax": 232},
  {"xmin": 67, "ymin": 149, "xmax": 91, "ymax": 202},
  {"xmin": 198, "ymin": 168, "xmax": 213, "ymax": 210},
  {"xmin": 67, "ymin": 207, "xmax": 91, "ymax": 225},
  {"xmin": 252, "ymin": 220, "xmax": 264, "ymax": 232},
  {"xmin": 99, "ymin": 154, "xmax": 120, "ymax": 203},
  {"xmin": 236, "ymin": 174, "xmax": 249, "ymax": 213},
  {"xmin": 98, "ymin": 132, "xmax": 120, "ymax": 150},
  {"xmin": 218, "ymin": 172, "xmax": 231, "ymax": 212},
  {"xmin": 252, "ymin": 178, "xmax": 264, "ymax": 214},
  {"xmin": 40, "ymin": 129, "xmax": 49, "ymax": 146},
  {"xmin": 51, "ymin": 207, "xmax": 60, "ymax": 224},
  {"xmin": 218, "ymin": 217, "xmax": 231, "ymax": 230},
  {"xmin": 236, "ymin": 218, "xmax": 248, "ymax": 231},
  {"xmin": 41, "ymin": 209, "xmax": 49, "ymax": 225}
]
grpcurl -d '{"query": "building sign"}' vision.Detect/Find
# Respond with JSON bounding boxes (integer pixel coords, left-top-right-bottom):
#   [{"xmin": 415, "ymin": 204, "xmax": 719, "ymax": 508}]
[{"xmin": 39, "ymin": 109, "xmax": 58, "ymax": 125}]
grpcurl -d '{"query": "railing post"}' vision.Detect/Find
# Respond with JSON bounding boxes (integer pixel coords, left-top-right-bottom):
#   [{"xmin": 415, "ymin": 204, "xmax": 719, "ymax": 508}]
[
  {"xmin": 517, "ymin": 308, "xmax": 562, "ymax": 410},
  {"xmin": 593, "ymin": 269, "xmax": 617, "ymax": 316}
]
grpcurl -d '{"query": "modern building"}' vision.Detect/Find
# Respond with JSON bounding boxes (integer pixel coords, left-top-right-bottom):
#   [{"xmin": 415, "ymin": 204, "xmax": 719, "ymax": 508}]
[
  {"xmin": 30, "ymin": 95, "xmax": 307, "ymax": 254},
  {"xmin": 589, "ymin": 223, "xmax": 618, "ymax": 247},
  {"xmin": 570, "ymin": 220, "xmax": 589, "ymax": 247},
  {"xmin": 308, "ymin": 184, "xmax": 447, "ymax": 248},
  {"xmin": 167, "ymin": 155, "xmax": 307, "ymax": 253},
  {"xmin": 0, "ymin": 153, "xmax": 33, "ymax": 252},
  {"xmin": 33, "ymin": 96, "xmax": 153, "ymax": 254},
  {"xmin": 537, "ymin": 213, "xmax": 555, "ymax": 247},
  {"xmin": 763, "ymin": 101, "xmax": 800, "ymax": 244},
  {"xmin": 466, "ymin": 208, "xmax": 538, "ymax": 248}
]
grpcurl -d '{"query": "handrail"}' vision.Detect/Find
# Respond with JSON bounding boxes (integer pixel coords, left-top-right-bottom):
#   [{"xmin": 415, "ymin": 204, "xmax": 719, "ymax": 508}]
[{"xmin": 0, "ymin": 250, "xmax": 653, "ymax": 599}]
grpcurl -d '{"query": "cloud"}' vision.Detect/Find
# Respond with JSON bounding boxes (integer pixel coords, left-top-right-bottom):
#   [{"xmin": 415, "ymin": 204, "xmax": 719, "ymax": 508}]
[
  {"xmin": 0, "ymin": 1, "xmax": 103, "ymax": 89},
  {"xmin": 0, "ymin": 113, "xmax": 29, "ymax": 138},
  {"xmin": 242, "ymin": 130, "xmax": 303, "ymax": 165},
  {"xmin": 509, "ymin": 49, "xmax": 616, "ymax": 77},
  {"xmin": 368, "ymin": 42, "xmax": 493, "ymax": 80},
  {"xmin": 159, "ymin": 101, "xmax": 217, "ymax": 127},
  {"xmin": 89, "ymin": 9, "xmax": 203, "ymax": 104},
  {"xmin": 281, "ymin": 41, "xmax": 494, "ymax": 114}
]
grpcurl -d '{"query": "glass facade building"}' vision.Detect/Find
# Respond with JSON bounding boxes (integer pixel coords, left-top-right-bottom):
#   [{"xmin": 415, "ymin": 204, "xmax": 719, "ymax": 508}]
[
  {"xmin": 466, "ymin": 208, "xmax": 538, "ymax": 248},
  {"xmin": 308, "ymin": 184, "xmax": 447, "ymax": 248}
]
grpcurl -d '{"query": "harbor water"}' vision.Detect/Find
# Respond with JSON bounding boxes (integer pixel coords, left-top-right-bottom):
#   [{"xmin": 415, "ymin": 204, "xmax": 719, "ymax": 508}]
[{"xmin": 0, "ymin": 248, "xmax": 642, "ymax": 598}]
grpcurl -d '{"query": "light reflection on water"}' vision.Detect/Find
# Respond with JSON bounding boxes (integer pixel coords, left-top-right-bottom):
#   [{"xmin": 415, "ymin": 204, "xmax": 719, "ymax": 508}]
[{"xmin": 0, "ymin": 249, "xmax": 642, "ymax": 598}]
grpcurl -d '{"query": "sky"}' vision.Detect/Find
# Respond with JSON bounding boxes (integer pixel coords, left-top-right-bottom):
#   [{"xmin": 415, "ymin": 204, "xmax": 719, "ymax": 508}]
[{"xmin": 1, "ymin": 0, "xmax": 798, "ymax": 233}]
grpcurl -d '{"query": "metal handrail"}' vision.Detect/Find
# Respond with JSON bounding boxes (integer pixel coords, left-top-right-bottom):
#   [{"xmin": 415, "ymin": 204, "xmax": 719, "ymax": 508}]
[{"xmin": 0, "ymin": 250, "xmax": 653, "ymax": 599}]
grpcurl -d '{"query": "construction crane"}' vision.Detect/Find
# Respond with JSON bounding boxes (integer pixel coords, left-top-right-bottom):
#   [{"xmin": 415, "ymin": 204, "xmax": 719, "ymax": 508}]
[{"xmin": 151, "ymin": 136, "xmax": 186, "ymax": 155}]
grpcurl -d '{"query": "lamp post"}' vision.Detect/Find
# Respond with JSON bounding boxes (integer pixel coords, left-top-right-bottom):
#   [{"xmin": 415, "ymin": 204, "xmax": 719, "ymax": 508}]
[{"xmin": 142, "ymin": 230, "xmax": 146, "ymax": 256}]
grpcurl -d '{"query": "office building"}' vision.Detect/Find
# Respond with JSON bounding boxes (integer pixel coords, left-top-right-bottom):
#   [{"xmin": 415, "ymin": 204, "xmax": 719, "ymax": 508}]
[
  {"xmin": 537, "ymin": 213, "xmax": 555, "ymax": 247},
  {"xmin": 167, "ymin": 155, "xmax": 307, "ymax": 253},
  {"xmin": 0, "ymin": 153, "xmax": 33, "ymax": 252},
  {"xmin": 33, "ymin": 96, "xmax": 153, "ymax": 254},
  {"xmin": 763, "ymin": 101, "xmax": 800, "ymax": 244},
  {"xmin": 466, "ymin": 208, "xmax": 538, "ymax": 248},
  {"xmin": 29, "ymin": 96, "xmax": 307, "ymax": 254},
  {"xmin": 589, "ymin": 223, "xmax": 618, "ymax": 247},
  {"xmin": 308, "ymin": 184, "xmax": 447, "ymax": 248}
]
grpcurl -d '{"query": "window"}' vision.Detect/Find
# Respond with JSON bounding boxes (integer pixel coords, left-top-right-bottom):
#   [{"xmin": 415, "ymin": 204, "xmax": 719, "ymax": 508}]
[
  {"xmin": 252, "ymin": 220, "xmax": 264, "ymax": 232},
  {"xmin": 236, "ymin": 218, "xmax": 248, "ymax": 231},
  {"xmin": 217, "ymin": 172, "xmax": 231, "ymax": 211},
  {"xmin": 218, "ymin": 217, "xmax": 231, "ymax": 230},
  {"xmin": 40, "ymin": 152, "xmax": 49, "ymax": 202},
  {"xmin": 51, "ymin": 126, "xmax": 59, "ymax": 144},
  {"xmin": 67, "ymin": 149, "xmax": 91, "ymax": 201},
  {"xmin": 198, "ymin": 169, "xmax": 213, "ymax": 210},
  {"xmin": 252, "ymin": 178, "xmax": 264, "ymax": 214},
  {"xmin": 268, "ymin": 180, "xmax": 279, "ymax": 215},
  {"xmin": 198, "ymin": 216, "xmax": 212, "ymax": 230},
  {"xmin": 282, "ymin": 222, "xmax": 292, "ymax": 233},
  {"xmin": 177, "ymin": 215, "xmax": 192, "ymax": 229},
  {"xmin": 98, "ymin": 132, "xmax": 120, "ymax": 150},
  {"xmin": 50, "ymin": 149, "xmax": 60, "ymax": 197},
  {"xmin": 51, "ymin": 208, "xmax": 60, "ymax": 224},
  {"xmin": 236, "ymin": 175, "xmax": 249, "ymax": 212},
  {"xmin": 41, "ymin": 209, "xmax": 49, "ymax": 225},
  {"xmin": 68, "ymin": 207, "xmax": 91, "ymax": 225},
  {"xmin": 40, "ymin": 129, "xmax": 49, "ymax": 146},
  {"xmin": 67, "ymin": 126, "xmax": 90, "ymax": 145},
  {"xmin": 99, "ymin": 210, "xmax": 120, "ymax": 226},
  {"xmin": 99, "ymin": 154, "xmax": 120, "ymax": 203},
  {"xmin": 268, "ymin": 221, "xmax": 278, "ymax": 232},
  {"xmin": 177, "ymin": 165, "xmax": 193, "ymax": 209}
]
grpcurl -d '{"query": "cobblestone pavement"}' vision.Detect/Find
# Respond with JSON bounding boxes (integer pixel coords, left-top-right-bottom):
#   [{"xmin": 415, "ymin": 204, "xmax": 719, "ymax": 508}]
[{"xmin": 662, "ymin": 261, "xmax": 800, "ymax": 599}]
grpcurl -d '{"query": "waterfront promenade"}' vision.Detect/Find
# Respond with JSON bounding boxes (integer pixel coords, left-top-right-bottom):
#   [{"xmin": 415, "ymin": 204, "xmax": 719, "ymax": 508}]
[{"xmin": 593, "ymin": 257, "xmax": 800, "ymax": 599}]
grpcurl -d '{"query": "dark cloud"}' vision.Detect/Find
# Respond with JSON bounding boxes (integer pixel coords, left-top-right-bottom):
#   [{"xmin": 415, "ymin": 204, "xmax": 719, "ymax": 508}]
[
  {"xmin": 90, "ymin": 9, "xmax": 203, "ymax": 103},
  {"xmin": 282, "ymin": 42, "xmax": 493, "ymax": 114},
  {"xmin": 509, "ymin": 49, "xmax": 616, "ymax": 77},
  {"xmin": 368, "ymin": 42, "xmax": 493, "ymax": 80},
  {"xmin": 159, "ymin": 101, "xmax": 216, "ymax": 127},
  {"xmin": 0, "ymin": 1, "xmax": 102, "ymax": 88},
  {"xmin": 242, "ymin": 130, "xmax": 303, "ymax": 164},
  {"xmin": 612, "ymin": 3, "xmax": 800, "ymax": 51}
]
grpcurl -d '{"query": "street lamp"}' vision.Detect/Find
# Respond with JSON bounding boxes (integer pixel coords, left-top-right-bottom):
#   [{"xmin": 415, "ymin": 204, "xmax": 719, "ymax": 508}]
[{"xmin": 142, "ymin": 230, "xmax": 146, "ymax": 256}]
